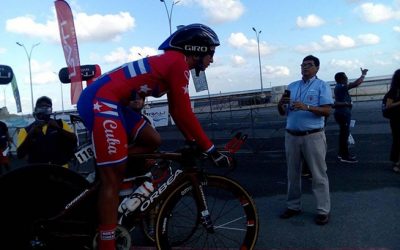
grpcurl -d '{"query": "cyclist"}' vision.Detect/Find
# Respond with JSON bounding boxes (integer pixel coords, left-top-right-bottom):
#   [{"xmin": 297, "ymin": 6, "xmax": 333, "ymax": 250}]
[{"xmin": 76, "ymin": 23, "xmax": 232, "ymax": 250}]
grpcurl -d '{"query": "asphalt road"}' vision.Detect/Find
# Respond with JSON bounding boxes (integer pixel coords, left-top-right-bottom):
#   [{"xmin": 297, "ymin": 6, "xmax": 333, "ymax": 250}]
[
  {"xmin": 6, "ymin": 100, "xmax": 400, "ymax": 250},
  {"xmin": 157, "ymin": 100, "xmax": 400, "ymax": 250}
]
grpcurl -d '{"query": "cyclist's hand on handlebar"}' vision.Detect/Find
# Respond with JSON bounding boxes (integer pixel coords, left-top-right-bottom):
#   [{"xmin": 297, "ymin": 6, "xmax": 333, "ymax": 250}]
[{"xmin": 209, "ymin": 149, "xmax": 233, "ymax": 168}]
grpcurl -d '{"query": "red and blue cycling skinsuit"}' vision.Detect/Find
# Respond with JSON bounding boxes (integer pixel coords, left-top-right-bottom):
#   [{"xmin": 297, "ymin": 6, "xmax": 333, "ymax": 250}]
[{"xmin": 77, "ymin": 50, "xmax": 214, "ymax": 167}]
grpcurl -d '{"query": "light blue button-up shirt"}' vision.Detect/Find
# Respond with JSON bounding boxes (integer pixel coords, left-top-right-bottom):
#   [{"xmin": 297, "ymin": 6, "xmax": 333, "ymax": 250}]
[{"xmin": 286, "ymin": 76, "xmax": 333, "ymax": 131}]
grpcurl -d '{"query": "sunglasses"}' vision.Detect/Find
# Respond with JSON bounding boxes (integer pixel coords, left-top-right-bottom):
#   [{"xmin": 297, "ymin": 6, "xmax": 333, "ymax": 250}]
[{"xmin": 300, "ymin": 63, "xmax": 315, "ymax": 68}]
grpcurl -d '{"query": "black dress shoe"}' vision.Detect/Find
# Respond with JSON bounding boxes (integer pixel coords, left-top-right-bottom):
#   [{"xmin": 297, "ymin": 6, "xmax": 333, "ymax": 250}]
[
  {"xmin": 280, "ymin": 209, "xmax": 301, "ymax": 219},
  {"xmin": 315, "ymin": 213, "xmax": 329, "ymax": 225}
]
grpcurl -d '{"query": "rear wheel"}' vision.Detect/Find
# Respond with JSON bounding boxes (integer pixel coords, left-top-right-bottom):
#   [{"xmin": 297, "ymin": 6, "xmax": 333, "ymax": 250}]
[
  {"xmin": 0, "ymin": 164, "xmax": 93, "ymax": 249},
  {"xmin": 155, "ymin": 174, "xmax": 259, "ymax": 249}
]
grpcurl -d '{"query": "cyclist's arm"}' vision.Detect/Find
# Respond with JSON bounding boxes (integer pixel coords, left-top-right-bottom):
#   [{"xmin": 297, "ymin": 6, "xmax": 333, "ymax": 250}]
[{"xmin": 166, "ymin": 69, "xmax": 213, "ymax": 152}]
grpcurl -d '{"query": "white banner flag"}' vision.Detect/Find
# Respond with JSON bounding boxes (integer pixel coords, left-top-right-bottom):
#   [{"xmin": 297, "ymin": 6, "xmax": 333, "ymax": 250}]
[
  {"xmin": 144, "ymin": 106, "xmax": 169, "ymax": 127},
  {"xmin": 191, "ymin": 69, "xmax": 208, "ymax": 92}
]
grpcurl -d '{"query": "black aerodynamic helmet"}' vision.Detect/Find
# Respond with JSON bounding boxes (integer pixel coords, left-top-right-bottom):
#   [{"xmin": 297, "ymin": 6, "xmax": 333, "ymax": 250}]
[{"xmin": 158, "ymin": 23, "xmax": 220, "ymax": 56}]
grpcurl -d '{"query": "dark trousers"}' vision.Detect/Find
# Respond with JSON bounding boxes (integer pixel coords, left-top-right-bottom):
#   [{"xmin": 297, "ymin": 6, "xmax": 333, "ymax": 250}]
[
  {"xmin": 334, "ymin": 113, "xmax": 351, "ymax": 157},
  {"xmin": 389, "ymin": 118, "xmax": 400, "ymax": 163}
]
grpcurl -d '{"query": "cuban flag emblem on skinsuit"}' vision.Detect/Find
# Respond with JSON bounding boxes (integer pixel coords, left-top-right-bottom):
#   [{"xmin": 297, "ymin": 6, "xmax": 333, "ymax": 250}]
[
  {"xmin": 123, "ymin": 58, "xmax": 150, "ymax": 79},
  {"xmin": 93, "ymin": 99, "xmax": 119, "ymax": 118}
]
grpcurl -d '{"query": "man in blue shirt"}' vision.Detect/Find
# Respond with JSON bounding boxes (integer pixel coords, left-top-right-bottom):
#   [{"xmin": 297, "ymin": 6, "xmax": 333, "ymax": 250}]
[
  {"xmin": 333, "ymin": 68, "xmax": 368, "ymax": 163},
  {"xmin": 277, "ymin": 55, "xmax": 333, "ymax": 225}
]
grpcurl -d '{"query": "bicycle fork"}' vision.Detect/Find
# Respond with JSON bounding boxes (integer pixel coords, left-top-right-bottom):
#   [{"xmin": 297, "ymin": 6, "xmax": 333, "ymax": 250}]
[{"xmin": 190, "ymin": 175, "xmax": 215, "ymax": 233}]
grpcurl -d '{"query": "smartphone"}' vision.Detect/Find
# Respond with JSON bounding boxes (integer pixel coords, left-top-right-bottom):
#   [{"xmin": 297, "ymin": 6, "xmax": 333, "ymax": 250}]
[{"xmin": 283, "ymin": 90, "xmax": 291, "ymax": 98}]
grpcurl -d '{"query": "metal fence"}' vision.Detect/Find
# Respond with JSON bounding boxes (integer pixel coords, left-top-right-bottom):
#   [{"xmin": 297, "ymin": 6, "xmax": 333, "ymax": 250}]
[{"xmin": 5, "ymin": 75, "xmax": 392, "ymax": 154}]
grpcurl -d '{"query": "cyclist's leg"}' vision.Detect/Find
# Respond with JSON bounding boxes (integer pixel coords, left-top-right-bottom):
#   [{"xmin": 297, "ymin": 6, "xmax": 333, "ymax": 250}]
[
  {"xmin": 124, "ymin": 104, "xmax": 161, "ymax": 155},
  {"xmin": 125, "ymin": 111, "xmax": 161, "ymax": 176},
  {"xmin": 85, "ymin": 98, "xmax": 130, "ymax": 250},
  {"xmin": 97, "ymin": 163, "xmax": 127, "ymax": 249},
  {"xmin": 129, "ymin": 124, "xmax": 161, "ymax": 154}
]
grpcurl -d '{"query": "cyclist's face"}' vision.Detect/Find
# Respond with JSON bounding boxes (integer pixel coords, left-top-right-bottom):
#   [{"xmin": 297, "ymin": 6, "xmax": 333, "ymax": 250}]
[{"xmin": 202, "ymin": 46, "xmax": 216, "ymax": 69}]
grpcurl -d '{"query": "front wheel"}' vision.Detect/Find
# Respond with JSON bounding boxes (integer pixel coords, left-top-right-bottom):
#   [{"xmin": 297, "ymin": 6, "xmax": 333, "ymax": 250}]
[{"xmin": 155, "ymin": 174, "xmax": 259, "ymax": 250}]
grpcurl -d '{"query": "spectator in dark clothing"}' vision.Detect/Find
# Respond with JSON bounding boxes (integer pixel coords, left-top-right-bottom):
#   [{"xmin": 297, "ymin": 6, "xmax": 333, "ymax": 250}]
[
  {"xmin": 333, "ymin": 68, "xmax": 368, "ymax": 163},
  {"xmin": 0, "ymin": 121, "xmax": 13, "ymax": 174},
  {"xmin": 383, "ymin": 69, "xmax": 400, "ymax": 173},
  {"xmin": 16, "ymin": 96, "xmax": 77, "ymax": 167}
]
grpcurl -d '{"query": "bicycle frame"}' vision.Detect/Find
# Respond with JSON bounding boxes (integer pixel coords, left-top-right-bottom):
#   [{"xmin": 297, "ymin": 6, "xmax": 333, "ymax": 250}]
[
  {"xmin": 33, "ymin": 150, "xmax": 218, "ymax": 244},
  {"xmin": 119, "ymin": 151, "xmax": 215, "ymax": 231}
]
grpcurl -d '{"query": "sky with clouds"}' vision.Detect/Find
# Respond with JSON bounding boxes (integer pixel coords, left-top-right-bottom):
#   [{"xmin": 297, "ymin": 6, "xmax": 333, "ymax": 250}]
[{"xmin": 1, "ymin": 0, "xmax": 400, "ymax": 114}]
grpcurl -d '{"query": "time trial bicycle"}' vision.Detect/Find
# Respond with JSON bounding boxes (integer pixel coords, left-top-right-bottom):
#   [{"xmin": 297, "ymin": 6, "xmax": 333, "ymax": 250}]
[{"xmin": 0, "ymin": 133, "xmax": 259, "ymax": 249}]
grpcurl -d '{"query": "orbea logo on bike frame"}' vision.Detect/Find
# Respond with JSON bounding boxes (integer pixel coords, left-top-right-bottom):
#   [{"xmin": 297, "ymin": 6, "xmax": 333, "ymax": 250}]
[
  {"xmin": 103, "ymin": 120, "xmax": 120, "ymax": 154},
  {"xmin": 139, "ymin": 169, "xmax": 183, "ymax": 211}
]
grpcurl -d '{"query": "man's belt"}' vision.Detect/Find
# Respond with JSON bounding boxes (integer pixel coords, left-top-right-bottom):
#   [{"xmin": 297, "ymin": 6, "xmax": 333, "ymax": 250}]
[{"xmin": 286, "ymin": 128, "xmax": 324, "ymax": 136}]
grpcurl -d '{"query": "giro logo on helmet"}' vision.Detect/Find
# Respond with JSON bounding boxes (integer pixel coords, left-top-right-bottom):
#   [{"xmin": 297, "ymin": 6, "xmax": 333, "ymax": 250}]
[{"xmin": 184, "ymin": 45, "xmax": 208, "ymax": 52}]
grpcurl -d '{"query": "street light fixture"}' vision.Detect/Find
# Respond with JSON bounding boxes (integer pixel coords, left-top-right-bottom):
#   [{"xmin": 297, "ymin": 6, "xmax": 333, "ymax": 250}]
[
  {"xmin": 252, "ymin": 27, "xmax": 263, "ymax": 94},
  {"xmin": 16, "ymin": 41, "xmax": 40, "ymax": 113},
  {"xmin": 160, "ymin": 0, "xmax": 180, "ymax": 35}
]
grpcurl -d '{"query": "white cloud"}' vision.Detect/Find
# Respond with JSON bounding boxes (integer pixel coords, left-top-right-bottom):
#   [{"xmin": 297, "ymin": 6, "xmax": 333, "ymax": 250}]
[
  {"xmin": 74, "ymin": 12, "xmax": 135, "ymax": 42},
  {"xmin": 228, "ymin": 32, "xmax": 248, "ymax": 48},
  {"xmin": 394, "ymin": 52, "xmax": 400, "ymax": 61},
  {"xmin": 195, "ymin": 0, "xmax": 244, "ymax": 24},
  {"xmin": 295, "ymin": 33, "xmax": 379, "ymax": 53},
  {"xmin": 127, "ymin": 47, "xmax": 158, "ymax": 60},
  {"xmin": 329, "ymin": 59, "xmax": 363, "ymax": 71},
  {"xmin": 264, "ymin": 66, "xmax": 290, "ymax": 78},
  {"xmin": 228, "ymin": 32, "xmax": 274, "ymax": 55},
  {"xmin": 357, "ymin": 3, "xmax": 399, "ymax": 23},
  {"xmin": 6, "ymin": 16, "xmax": 59, "ymax": 42},
  {"xmin": 296, "ymin": 35, "xmax": 354, "ymax": 53},
  {"xmin": 374, "ymin": 59, "xmax": 391, "ymax": 66},
  {"xmin": 231, "ymin": 55, "xmax": 246, "ymax": 66},
  {"xmin": 394, "ymin": 26, "xmax": 400, "ymax": 32},
  {"xmin": 103, "ymin": 47, "xmax": 127, "ymax": 64},
  {"xmin": 296, "ymin": 14, "xmax": 325, "ymax": 28},
  {"xmin": 19, "ymin": 60, "xmax": 58, "ymax": 85},
  {"xmin": 6, "ymin": 11, "xmax": 135, "ymax": 43},
  {"xmin": 104, "ymin": 46, "xmax": 158, "ymax": 65},
  {"xmin": 0, "ymin": 48, "xmax": 6, "ymax": 54},
  {"xmin": 357, "ymin": 33, "xmax": 380, "ymax": 44}
]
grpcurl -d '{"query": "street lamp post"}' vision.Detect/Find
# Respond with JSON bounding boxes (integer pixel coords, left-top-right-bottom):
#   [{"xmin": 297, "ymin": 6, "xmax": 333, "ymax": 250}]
[
  {"xmin": 60, "ymin": 82, "xmax": 65, "ymax": 112},
  {"xmin": 252, "ymin": 27, "xmax": 263, "ymax": 94},
  {"xmin": 16, "ymin": 42, "xmax": 40, "ymax": 113},
  {"xmin": 160, "ymin": 0, "xmax": 180, "ymax": 35}
]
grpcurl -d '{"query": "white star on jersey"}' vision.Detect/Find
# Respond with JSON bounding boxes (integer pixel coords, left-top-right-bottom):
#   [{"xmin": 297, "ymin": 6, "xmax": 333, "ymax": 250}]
[
  {"xmin": 139, "ymin": 84, "xmax": 152, "ymax": 94},
  {"xmin": 93, "ymin": 102, "xmax": 102, "ymax": 111},
  {"xmin": 183, "ymin": 85, "xmax": 189, "ymax": 95}
]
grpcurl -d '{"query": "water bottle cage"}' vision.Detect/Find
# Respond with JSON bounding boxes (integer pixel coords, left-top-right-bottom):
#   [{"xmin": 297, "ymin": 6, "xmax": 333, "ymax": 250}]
[{"xmin": 128, "ymin": 192, "xmax": 147, "ymax": 201}]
